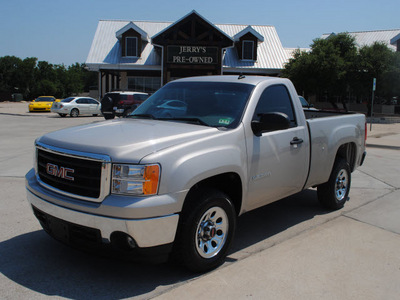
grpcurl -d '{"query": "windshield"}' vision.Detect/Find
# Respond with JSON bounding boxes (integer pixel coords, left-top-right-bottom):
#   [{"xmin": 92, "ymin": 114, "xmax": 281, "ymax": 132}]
[
  {"xmin": 36, "ymin": 97, "xmax": 55, "ymax": 102},
  {"xmin": 129, "ymin": 81, "xmax": 254, "ymax": 128}
]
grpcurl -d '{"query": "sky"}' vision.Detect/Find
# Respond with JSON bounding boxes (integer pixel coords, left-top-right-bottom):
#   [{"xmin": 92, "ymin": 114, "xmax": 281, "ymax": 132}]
[{"xmin": 0, "ymin": 0, "xmax": 398, "ymax": 66}]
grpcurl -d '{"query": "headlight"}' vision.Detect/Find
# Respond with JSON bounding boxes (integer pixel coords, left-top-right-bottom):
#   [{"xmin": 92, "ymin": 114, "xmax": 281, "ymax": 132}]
[{"xmin": 112, "ymin": 164, "xmax": 160, "ymax": 196}]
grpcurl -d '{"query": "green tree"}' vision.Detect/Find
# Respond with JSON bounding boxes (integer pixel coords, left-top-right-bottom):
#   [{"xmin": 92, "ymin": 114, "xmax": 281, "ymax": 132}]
[
  {"xmin": 18, "ymin": 57, "xmax": 38, "ymax": 98},
  {"xmin": 283, "ymin": 35, "xmax": 400, "ymax": 110},
  {"xmin": 283, "ymin": 33, "xmax": 358, "ymax": 107},
  {"xmin": 359, "ymin": 42, "xmax": 399, "ymax": 102},
  {"xmin": 0, "ymin": 56, "xmax": 22, "ymax": 96}
]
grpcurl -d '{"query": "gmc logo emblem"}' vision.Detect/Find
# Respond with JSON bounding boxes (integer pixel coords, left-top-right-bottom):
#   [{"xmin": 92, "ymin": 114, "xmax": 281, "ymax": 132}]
[{"xmin": 46, "ymin": 163, "xmax": 75, "ymax": 181}]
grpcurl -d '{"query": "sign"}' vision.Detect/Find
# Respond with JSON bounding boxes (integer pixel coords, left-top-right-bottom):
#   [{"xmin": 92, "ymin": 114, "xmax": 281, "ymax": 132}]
[
  {"xmin": 167, "ymin": 46, "xmax": 218, "ymax": 64},
  {"xmin": 373, "ymin": 78, "xmax": 376, "ymax": 91}
]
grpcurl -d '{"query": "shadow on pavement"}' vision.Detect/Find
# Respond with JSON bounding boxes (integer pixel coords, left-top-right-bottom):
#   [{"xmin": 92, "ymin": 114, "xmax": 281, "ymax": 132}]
[{"xmin": 0, "ymin": 189, "xmax": 328, "ymax": 299}]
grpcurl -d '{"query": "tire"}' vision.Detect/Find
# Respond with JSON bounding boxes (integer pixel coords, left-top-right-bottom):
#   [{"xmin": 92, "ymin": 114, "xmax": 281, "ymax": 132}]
[
  {"xmin": 122, "ymin": 109, "xmax": 133, "ymax": 117},
  {"xmin": 317, "ymin": 158, "xmax": 351, "ymax": 210},
  {"xmin": 70, "ymin": 108, "xmax": 79, "ymax": 117},
  {"xmin": 103, "ymin": 113, "xmax": 115, "ymax": 120},
  {"xmin": 173, "ymin": 188, "xmax": 236, "ymax": 272},
  {"xmin": 58, "ymin": 113, "xmax": 67, "ymax": 117}
]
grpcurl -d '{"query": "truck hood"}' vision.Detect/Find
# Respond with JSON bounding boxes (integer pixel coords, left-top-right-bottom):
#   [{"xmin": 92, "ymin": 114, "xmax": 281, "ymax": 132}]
[{"xmin": 38, "ymin": 118, "xmax": 219, "ymax": 163}]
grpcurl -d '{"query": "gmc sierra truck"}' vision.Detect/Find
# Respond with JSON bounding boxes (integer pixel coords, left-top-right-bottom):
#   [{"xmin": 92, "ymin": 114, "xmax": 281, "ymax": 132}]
[{"xmin": 25, "ymin": 76, "xmax": 367, "ymax": 272}]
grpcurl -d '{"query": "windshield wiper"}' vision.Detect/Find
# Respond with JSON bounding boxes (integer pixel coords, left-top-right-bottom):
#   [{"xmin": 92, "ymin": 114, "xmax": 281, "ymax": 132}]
[
  {"xmin": 159, "ymin": 117, "xmax": 209, "ymax": 126},
  {"xmin": 128, "ymin": 114, "xmax": 156, "ymax": 119}
]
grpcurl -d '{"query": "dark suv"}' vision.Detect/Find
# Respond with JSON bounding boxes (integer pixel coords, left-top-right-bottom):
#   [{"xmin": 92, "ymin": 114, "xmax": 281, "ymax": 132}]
[{"xmin": 101, "ymin": 91, "xmax": 149, "ymax": 119}]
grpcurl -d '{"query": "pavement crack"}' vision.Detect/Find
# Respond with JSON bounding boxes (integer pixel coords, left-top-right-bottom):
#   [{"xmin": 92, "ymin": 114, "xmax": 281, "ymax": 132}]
[
  {"xmin": 357, "ymin": 169, "xmax": 398, "ymax": 189},
  {"xmin": 343, "ymin": 214, "xmax": 400, "ymax": 237}
]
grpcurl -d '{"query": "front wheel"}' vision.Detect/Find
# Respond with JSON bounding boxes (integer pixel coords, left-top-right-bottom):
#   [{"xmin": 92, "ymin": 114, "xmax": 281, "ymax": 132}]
[
  {"xmin": 173, "ymin": 188, "xmax": 236, "ymax": 272},
  {"xmin": 317, "ymin": 158, "xmax": 351, "ymax": 210}
]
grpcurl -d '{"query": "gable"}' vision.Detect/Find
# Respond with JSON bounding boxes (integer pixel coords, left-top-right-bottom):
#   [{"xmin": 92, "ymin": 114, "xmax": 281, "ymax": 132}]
[{"xmin": 152, "ymin": 10, "xmax": 233, "ymax": 48}]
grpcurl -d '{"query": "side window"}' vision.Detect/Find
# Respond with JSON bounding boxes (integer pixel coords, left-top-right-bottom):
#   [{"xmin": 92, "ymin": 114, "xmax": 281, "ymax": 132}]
[
  {"xmin": 76, "ymin": 99, "xmax": 85, "ymax": 104},
  {"xmin": 87, "ymin": 99, "xmax": 98, "ymax": 104},
  {"xmin": 253, "ymin": 85, "xmax": 297, "ymax": 127}
]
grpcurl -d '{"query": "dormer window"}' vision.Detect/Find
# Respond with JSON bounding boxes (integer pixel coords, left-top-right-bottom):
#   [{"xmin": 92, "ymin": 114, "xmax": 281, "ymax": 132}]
[
  {"xmin": 116, "ymin": 22, "xmax": 149, "ymax": 58},
  {"xmin": 233, "ymin": 26, "xmax": 264, "ymax": 62},
  {"xmin": 242, "ymin": 40, "xmax": 254, "ymax": 60},
  {"xmin": 126, "ymin": 37, "xmax": 138, "ymax": 57}
]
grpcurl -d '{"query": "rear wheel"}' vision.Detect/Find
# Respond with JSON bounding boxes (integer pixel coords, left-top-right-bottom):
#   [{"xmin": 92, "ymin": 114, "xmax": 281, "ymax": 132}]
[
  {"xmin": 70, "ymin": 108, "xmax": 79, "ymax": 117},
  {"xmin": 173, "ymin": 188, "xmax": 236, "ymax": 272},
  {"xmin": 103, "ymin": 113, "xmax": 115, "ymax": 120},
  {"xmin": 317, "ymin": 158, "xmax": 351, "ymax": 210}
]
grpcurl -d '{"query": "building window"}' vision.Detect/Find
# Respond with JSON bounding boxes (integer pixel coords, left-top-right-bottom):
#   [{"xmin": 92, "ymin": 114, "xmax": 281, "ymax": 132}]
[
  {"xmin": 128, "ymin": 77, "xmax": 161, "ymax": 93},
  {"xmin": 126, "ymin": 37, "xmax": 138, "ymax": 57},
  {"xmin": 242, "ymin": 40, "xmax": 254, "ymax": 60}
]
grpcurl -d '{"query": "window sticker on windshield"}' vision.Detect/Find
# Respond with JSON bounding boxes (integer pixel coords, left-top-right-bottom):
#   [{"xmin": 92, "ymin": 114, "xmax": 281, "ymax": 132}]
[{"xmin": 219, "ymin": 118, "xmax": 232, "ymax": 125}]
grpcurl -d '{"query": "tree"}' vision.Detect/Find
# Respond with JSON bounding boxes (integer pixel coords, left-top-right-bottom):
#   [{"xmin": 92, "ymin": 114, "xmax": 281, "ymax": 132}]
[
  {"xmin": 359, "ymin": 42, "xmax": 399, "ymax": 102},
  {"xmin": 0, "ymin": 56, "xmax": 97, "ymax": 101},
  {"xmin": 283, "ymin": 33, "xmax": 358, "ymax": 108},
  {"xmin": 282, "ymin": 35, "xmax": 400, "ymax": 110}
]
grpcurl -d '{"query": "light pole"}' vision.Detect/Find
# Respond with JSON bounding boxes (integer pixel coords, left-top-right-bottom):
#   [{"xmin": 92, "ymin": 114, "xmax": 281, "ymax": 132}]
[{"xmin": 370, "ymin": 78, "xmax": 376, "ymax": 131}]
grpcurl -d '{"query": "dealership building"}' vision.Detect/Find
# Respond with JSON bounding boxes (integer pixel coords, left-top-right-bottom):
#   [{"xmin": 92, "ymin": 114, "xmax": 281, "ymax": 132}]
[{"xmin": 86, "ymin": 10, "xmax": 295, "ymax": 98}]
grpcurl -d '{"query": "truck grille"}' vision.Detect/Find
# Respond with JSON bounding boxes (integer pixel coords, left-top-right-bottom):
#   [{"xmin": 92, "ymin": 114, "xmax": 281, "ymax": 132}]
[{"xmin": 36, "ymin": 143, "xmax": 111, "ymax": 202}]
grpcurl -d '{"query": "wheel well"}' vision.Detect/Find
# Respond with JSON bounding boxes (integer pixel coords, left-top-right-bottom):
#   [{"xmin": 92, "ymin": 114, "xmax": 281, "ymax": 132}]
[
  {"xmin": 185, "ymin": 173, "xmax": 242, "ymax": 215},
  {"xmin": 335, "ymin": 143, "xmax": 356, "ymax": 171}
]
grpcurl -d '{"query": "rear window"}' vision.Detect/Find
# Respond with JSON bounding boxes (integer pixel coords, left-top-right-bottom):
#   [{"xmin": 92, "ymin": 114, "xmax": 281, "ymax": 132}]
[{"xmin": 61, "ymin": 97, "xmax": 74, "ymax": 103}]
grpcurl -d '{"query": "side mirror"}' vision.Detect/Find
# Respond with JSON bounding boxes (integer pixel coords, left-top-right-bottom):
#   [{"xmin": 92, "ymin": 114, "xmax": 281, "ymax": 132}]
[{"xmin": 251, "ymin": 112, "xmax": 290, "ymax": 136}]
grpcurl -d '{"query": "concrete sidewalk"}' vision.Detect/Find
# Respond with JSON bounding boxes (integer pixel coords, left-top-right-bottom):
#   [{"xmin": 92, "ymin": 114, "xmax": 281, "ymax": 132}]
[{"xmin": 154, "ymin": 124, "xmax": 400, "ymax": 299}]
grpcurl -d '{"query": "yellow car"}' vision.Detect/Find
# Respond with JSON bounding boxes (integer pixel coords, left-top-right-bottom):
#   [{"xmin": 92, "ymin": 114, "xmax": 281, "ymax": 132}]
[{"xmin": 28, "ymin": 96, "xmax": 57, "ymax": 112}]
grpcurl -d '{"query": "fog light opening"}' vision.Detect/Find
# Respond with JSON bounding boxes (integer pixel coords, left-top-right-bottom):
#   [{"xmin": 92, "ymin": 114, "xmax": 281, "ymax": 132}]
[{"xmin": 111, "ymin": 232, "xmax": 137, "ymax": 252}]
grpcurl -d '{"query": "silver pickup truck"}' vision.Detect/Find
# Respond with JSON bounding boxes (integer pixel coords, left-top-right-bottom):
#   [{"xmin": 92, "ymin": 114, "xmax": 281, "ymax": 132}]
[{"xmin": 25, "ymin": 76, "xmax": 366, "ymax": 272}]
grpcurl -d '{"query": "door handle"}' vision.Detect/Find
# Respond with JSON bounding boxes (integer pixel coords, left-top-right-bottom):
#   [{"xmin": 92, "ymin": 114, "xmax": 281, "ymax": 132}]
[{"xmin": 290, "ymin": 137, "xmax": 304, "ymax": 145}]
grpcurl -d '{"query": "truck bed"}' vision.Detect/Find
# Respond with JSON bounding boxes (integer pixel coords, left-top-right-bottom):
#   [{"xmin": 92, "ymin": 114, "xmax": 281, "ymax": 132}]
[
  {"xmin": 303, "ymin": 109, "xmax": 359, "ymax": 119},
  {"xmin": 304, "ymin": 111, "xmax": 366, "ymax": 189}
]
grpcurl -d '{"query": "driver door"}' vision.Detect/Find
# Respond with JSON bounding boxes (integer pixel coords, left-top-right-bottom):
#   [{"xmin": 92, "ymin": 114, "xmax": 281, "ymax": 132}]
[{"xmin": 245, "ymin": 84, "xmax": 309, "ymax": 211}]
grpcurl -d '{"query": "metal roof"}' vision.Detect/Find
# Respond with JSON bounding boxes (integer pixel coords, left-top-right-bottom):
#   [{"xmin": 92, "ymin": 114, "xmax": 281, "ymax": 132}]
[
  {"xmin": 321, "ymin": 29, "xmax": 400, "ymax": 51},
  {"xmin": 232, "ymin": 26, "xmax": 265, "ymax": 42},
  {"xmin": 86, "ymin": 19, "xmax": 292, "ymax": 72}
]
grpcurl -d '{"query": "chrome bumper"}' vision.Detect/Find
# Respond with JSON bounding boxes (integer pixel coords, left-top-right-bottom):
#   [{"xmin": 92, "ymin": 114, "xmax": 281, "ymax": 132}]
[{"xmin": 26, "ymin": 188, "xmax": 179, "ymax": 248}]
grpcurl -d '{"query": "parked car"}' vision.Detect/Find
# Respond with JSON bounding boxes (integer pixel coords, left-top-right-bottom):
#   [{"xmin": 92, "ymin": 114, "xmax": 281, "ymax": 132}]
[
  {"xmin": 28, "ymin": 96, "xmax": 57, "ymax": 112},
  {"xmin": 51, "ymin": 97, "xmax": 101, "ymax": 117},
  {"xmin": 101, "ymin": 91, "xmax": 149, "ymax": 119}
]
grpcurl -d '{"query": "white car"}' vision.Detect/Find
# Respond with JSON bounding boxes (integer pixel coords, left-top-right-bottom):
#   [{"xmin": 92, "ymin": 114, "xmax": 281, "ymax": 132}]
[{"xmin": 51, "ymin": 97, "xmax": 101, "ymax": 117}]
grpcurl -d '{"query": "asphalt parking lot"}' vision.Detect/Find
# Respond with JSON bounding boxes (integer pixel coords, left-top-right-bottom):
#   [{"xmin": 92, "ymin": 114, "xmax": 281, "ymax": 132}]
[{"xmin": 1, "ymin": 102, "xmax": 400, "ymax": 299}]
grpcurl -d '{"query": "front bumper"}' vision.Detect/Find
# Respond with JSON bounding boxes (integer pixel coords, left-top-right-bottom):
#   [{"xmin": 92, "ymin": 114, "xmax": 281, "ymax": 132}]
[
  {"xmin": 26, "ymin": 172, "xmax": 180, "ymax": 248},
  {"xmin": 29, "ymin": 107, "xmax": 51, "ymax": 112}
]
